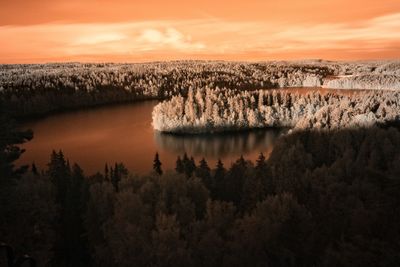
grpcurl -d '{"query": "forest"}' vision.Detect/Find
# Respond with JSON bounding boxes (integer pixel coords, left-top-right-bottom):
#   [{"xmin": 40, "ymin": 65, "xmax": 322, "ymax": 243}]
[
  {"xmin": 152, "ymin": 87, "xmax": 400, "ymax": 133},
  {"xmin": 1, "ymin": 60, "xmax": 400, "ymax": 266},
  {"xmin": 1, "ymin": 113, "xmax": 400, "ymax": 267},
  {"xmin": 1, "ymin": 60, "xmax": 399, "ymax": 119}
]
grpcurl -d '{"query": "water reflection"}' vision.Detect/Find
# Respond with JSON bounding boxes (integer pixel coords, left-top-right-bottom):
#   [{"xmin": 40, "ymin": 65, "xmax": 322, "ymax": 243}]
[
  {"xmin": 19, "ymin": 101, "xmax": 286, "ymax": 174},
  {"xmin": 18, "ymin": 87, "xmax": 374, "ymax": 174},
  {"xmin": 154, "ymin": 129, "xmax": 283, "ymax": 159}
]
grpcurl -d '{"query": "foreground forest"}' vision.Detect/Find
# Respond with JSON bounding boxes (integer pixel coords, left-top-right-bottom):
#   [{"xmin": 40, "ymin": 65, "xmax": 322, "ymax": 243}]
[
  {"xmin": 1, "ymin": 60, "xmax": 399, "ymax": 118},
  {"xmin": 2, "ymin": 114, "xmax": 400, "ymax": 267}
]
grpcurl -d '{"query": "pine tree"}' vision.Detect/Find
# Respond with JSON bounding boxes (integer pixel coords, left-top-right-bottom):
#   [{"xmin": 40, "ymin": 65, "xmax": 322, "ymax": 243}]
[
  {"xmin": 213, "ymin": 159, "xmax": 226, "ymax": 199},
  {"xmin": 48, "ymin": 152, "xmax": 92, "ymax": 266},
  {"xmin": 255, "ymin": 153, "xmax": 267, "ymax": 170},
  {"xmin": 153, "ymin": 152, "xmax": 163, "ymax": 175},
  {"xmin": 31, "ymin": 162, "xmax": 38, "ymax": 175},
  {"xmin": 104, "ymin": 163, "xmax": 109, "ymax": 181},
  {"xmin": 241, "ymin": 161, "xmax": 265, "ymax": 212},
  {"xmin": 224, "ymin": 156, "xmax": 247, "ymax": 205},
  {"xmin": 175, "ymin": 156, "xmax": 184, "ymax": 174},
  {"xmin": 185, "ymin": 156, "xmax": 196, "ymax": 178},
  {"xmin": 48, "ymin": 150, "xmax": 70, "ymax": 204},
  {"xmin": 62, "ymin": 163, "xmax": 91, "ymax": 266},
  {"xmin": 111, "ymin": 163, "xmax": 120, "ymax": 192},
  {"xmin": 195, "ymin": 158, "xmax": 212, "ymax": 191},
  {"xmin": 190, "ymin": 157, "xmax": 196, "ymax": 170}
]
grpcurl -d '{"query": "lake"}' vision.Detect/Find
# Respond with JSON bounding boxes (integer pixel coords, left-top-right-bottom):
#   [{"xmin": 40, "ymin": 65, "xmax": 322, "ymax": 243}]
[
  {"xmin": 18, "ymin": 87, "xmax": 367, "ymax": 175},
  {"xmin": 18, "ymin": 100, "xmax": 281, "ymax": 175}
]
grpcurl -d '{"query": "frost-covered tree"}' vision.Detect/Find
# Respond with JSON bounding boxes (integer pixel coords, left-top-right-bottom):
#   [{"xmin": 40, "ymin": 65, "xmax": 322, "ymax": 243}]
[{"xmin": 153, "ymin": 87, "xmax": 400, "ymax": 133}]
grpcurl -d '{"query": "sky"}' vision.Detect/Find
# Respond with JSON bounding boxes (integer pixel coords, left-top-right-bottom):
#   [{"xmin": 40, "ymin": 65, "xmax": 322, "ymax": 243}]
[{"xmin": 1, "ymin": 0, "xmax": 400, "ymax": 63}]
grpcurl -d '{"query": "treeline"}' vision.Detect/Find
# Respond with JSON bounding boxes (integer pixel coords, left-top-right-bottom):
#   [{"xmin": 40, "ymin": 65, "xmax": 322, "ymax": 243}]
[
  {"xmin": 152, "ymin": 87, "xmax": 400, "ymax": 133},
  {"xmin": 2, "ymin": 115, "xmax": 400, "ymax": 266},
  {"xmin": 2, "ymin": 60, "xmax": 398, "ymax": 119},
  {"xmin": 324, "ymin": 74, "xmax": 400, "ymax": 91},
  {"xmin": 0, "ymin": 61, "xmax": 337, "ymax": 118}
]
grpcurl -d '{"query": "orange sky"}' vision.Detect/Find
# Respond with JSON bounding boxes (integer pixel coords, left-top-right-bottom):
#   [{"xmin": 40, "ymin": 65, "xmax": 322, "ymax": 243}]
[{"xmin": 1, "ymin": 0, "xmax": 400, "ymax": 63}]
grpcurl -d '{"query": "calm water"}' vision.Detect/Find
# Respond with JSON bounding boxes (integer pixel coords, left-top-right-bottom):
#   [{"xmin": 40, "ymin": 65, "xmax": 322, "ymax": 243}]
[
  {"xmin": 18, "ymin": 101, "xmax": 281, "ymax": 175},
  {"xmin": 18, "ymin": 87, "xmax": 366, "ymax": 175}
]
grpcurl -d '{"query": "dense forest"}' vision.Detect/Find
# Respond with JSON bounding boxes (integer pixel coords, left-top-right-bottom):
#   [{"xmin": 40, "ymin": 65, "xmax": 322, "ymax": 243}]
[
  {"xmin": 152, "ymin": 87, "xmax": 400, "ymax": 133},
  {"xmin": 2, "ymin": 114, "xmax": 400, "ymax": 266},
  {"xmin": 1, "ymin": 60, "xmax": 399, "ymax": 119},
  {"xmin": 1, "ymin": 60, "xmax": 400, "ymax": 266}
]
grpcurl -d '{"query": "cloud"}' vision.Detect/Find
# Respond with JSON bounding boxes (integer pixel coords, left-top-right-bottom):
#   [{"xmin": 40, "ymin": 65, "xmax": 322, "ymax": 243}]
[
  {"xmin": 186, "ymin": 12, "xmax": 400, "ymax": 55},
  {"xmin": 74, "ymin": 32, "xmax": 127, "ymax": 45},
  {"xmin": 0, "ymin": 12, "xmax": 399, "ymax": 62},
  {"xmin": 137, "ymin": 28, "xmax": 205, "ymax": 50}
]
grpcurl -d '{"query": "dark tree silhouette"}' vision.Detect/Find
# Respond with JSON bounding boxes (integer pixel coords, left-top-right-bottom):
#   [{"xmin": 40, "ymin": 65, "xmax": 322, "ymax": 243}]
[
  {"xmin": 255, "ymin": 153, "xmax": 266, "ymax": 169},
  {"xmin": 175, "ymin": 156, "xmax": 184, "ymax": 174},
  {"xmin": 213, "ymin": 159, "xmax": 226, "ymax": 199},
  {"xmin": 110, "ymin": 162, "xmax": 127, "ymax": 192},
  {"xmin": 195, "ymin": 158, "xmax": 212, "ymax": 191},
  {"xmin": 104, "ymin": 163, "xmax": 109, "ymax": 181},
  {"xmin": 0, "ymin": 242, "xmax": 37, "ymax": 267},
  {"xmin": 153, "ymin": 152, "xmax": 163, "ymax": 175},
  {"xmin": 0, "ymin": 115, "xmax": 33, "ymax": 179},
  {"xmin": 3, "ymin": 104, "xmax": 400, "ymax": 267},
  {"xmin": 31, "ymin": 162, "xmax": 38, "ymax": 176}
]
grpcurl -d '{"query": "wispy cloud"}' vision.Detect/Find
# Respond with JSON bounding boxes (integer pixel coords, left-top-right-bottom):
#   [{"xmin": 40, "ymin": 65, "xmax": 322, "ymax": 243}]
[
  {"xmin": 73, "ymin": 33, "xmax": 127, "ymax": 45},
  {"xmin": 137, "ymin": 28, "xmax": 205, "ymax": 51},
  {"xmin": 0, "ymin": 12, "xmax": 399, "ymax": 62}
]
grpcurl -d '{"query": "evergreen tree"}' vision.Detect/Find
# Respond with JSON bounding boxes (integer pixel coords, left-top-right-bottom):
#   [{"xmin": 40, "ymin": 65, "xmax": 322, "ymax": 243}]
[
  {"xmin": 213, "ymin": 159, "xmax": 226, "ymax": 199},
  {"xmin": 255, "ymin": 153, "xmax": 266, "ymax": 170},
  {"xmin": 48, "ymin": 150, "xmax": 70, "ymax": 204},
  {"xmin": 31, "ymin": 162, "xmax": 38, "ymax": 176},
  {"xmin": 175, "ymin": 156, "xmax": 184, "ymax": 174},
  {"xmin": 241, "ymin": 168, "xmax": 264, "ymax": 212},
  {"xmin": 182, "ymin": 153, "xmax": 196, "ymax": 177},
  {"xmin": 116, "ymin": 163, "xmax": 128, "ymax": 177},
  {"xmin": 104, "ymin": 163, "xmax": 109, "ymax": 181},
  {"xmin": 255, "ymin": 152, "xmax": 274, "ymax": 195},
  {"xmin": 47, "ymin": 152, "xmax": 92, "ymax": 266},
  {"xmin": 62, "ymin": 163, "xmax": 91, "ymax": 266},
  {"xmin": 111, "ymin": 163, "xmax": 120, "ymax": 192},
  {"xmin": 189, "ymin": 157, "xmax": 196, "ymax": 176},
  {"xmin": 153, "ymin": 152, "xmax": 163, "ymax": 175},
  {"xmin": 195, "ymin": 158, "xmax": 212, "ymax": 192},
  {"xmin": 110, "ymin": 163, "xmax": 127, "ymax": 192},
  {"xmin": 223, "ymin": 156, "xmax": 248, "ymax": 205},
  {"xmin": 109, "ymin": 166, "xmax": 114, "ymax": 184}
]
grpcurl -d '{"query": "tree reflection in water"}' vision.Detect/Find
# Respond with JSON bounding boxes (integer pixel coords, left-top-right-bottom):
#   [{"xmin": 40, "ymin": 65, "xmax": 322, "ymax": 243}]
[{"xmin": 154, "ymin": 128, "xmax": 285, "ymax": 158}]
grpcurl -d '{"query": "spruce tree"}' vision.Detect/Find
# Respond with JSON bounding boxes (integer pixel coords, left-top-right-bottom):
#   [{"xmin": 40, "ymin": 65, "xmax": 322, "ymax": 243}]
[
  {"xmin": 48, "ymin": 150, "xmax": 69, "ymax": 204},
  {"xmin": 153, "ymin": 152, "xmax": 163, "ymax": 175},
  {"xmin": 195, "ymin": 158, "xmax": 212, "ymax": 191},
  {"xmin": 255, "ymin": 153, "xmax": 266, "ymax": 170},
  {"xmin": 182, "ymin": 153, "xmax": 195, "ymax": 177},
  {"xmin": 104, "ymin": 163, "xmax": 109, "ymax": 181},
  {"xmin": 175, "ymin": 156, "xmax": 184, "ymax": 173},
  {"xmin": 31, "ymin": 162, "xmax": 38, "ymax": 176},
  {"xmin": 111, "ymin": 163, "xmax": 120, "ymax": 192},
  {"xmin": 213, "ymin": 159, "xmax": 226, "ymax": 199}
]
